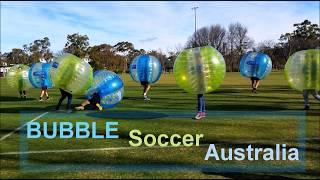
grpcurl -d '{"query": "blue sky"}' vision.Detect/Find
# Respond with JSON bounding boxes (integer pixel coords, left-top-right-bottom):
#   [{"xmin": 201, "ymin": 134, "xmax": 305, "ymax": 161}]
[{"xmin": 1, "ymin": 1, "xmax": 319, "ymax": 54}]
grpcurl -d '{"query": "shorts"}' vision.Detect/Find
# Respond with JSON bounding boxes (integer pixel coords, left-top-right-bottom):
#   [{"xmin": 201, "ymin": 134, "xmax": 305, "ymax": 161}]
[
  {"xmin": 89, "ymin": 93, "xmax": 101, "ymax": 105},
  {"xmin": 41, "ymin": 86, "xmax": 48, "ymax": 90},
  {"xmin": 140, "ymin": 81, "xmax": 149, "ymax": 86},
  {"xmin": 250, "ymin": 77, "xmax": 260, "ymax": 81},
  {"xmin": 85, "ymin": 104, "xmax": 99, "ymax": 110}
]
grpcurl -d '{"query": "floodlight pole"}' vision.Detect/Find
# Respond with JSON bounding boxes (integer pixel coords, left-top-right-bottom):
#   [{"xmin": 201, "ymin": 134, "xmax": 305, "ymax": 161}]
[{"xmin": 192, "ymin": 6, "xmax": 199, "ymax": 47}]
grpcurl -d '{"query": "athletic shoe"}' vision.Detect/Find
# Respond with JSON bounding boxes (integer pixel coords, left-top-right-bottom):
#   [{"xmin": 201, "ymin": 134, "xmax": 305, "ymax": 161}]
[
  {"xmin": 66, "ymin": 109, "xmax": 73, "ymax": 113},
  {"xmin": 39, "ymin": 98, "xmax": 43, "ymax": 102},
  {"xmin": 195, "ymin": 112, "xmax": 204, "ymax": 120},
  {"xmin": 303, "ymin": 105, "xmax": 310, "ymax": 110},
  {"xmin": 252, "ymin": 88, "xmax": 257, "ymax": 93},
  {"xmin": 75, "ymin": 106, "xmax": 84, "ymax": 111},
  {"xmin": 46, "ymin": 97, "xmax": 50, "ymax": 100},
  {"xmin": 144, "ymin": 95, "xmax": 150, "ymax": 101},
  {"xmin": 201, "ymin": 112, "xmax": 206, "ymax": 118}
]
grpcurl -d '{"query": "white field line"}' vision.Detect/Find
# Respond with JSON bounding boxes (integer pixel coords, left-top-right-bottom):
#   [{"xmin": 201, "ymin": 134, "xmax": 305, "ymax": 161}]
[
  {"xmin": 1, "ymin": 138, "xmax": 314, "ymax": 155},
  {"xmin": 0, "ymin": 144, "xmax": 208, "ymax": 155},
  {"xmin": 0, "ymin": 112, "xmax": 49, "ymax": 141}
]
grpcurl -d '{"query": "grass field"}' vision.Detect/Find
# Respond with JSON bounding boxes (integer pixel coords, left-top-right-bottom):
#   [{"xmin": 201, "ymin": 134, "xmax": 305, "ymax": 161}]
[{"xmin": 0, "ymin": 71, "xmax": 319, "ymax": 179}]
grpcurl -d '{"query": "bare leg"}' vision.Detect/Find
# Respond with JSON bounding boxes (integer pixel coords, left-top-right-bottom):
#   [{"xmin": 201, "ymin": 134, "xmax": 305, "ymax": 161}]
[
  {"xmin": 39, "ymin": 90, "xmax": 44, "ymax": 101},
  {"xmin": 143, "ymin": 85, "xmax": 147, "ymax": 95},
  {"xmin": 81, "ymin": 100, "xmax": 90, "ymax": 107},
  {"xmin": 143, "ymin": 84, "xmax": 151, "ymax": 100},
  {"xmin": 40, "ymin": 90, "xmax": 45, "ymax": 98},
  {"xmin": 75, "ymin": 100, "xmax": 90, "ymax": 111},
  {"xmin": 254, "ymin": 80, "xmax": 260, "ymax": 89},
  {"xmin": 144, "ymin": 85, "xmax": 151, "ymax": 96}
]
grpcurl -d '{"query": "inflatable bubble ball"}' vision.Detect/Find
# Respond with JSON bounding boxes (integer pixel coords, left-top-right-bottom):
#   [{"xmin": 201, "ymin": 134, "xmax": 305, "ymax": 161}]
[
  {"xmin": 285, "ymin": 49, "xmax": 320, "ymax": 92},
  {"xmin": 129, "ymin": 54, "xmax": 162, "ymax": 84},
  {"xmin": 239, "ymin": 52, "xmax": 272, "ymax": 80},
  {"xmin": 50, "ymin": 53, "xmax": 93, "ymax": 95},
  {"xmin": 86, "ymin": 70, "xmax": 124, "ymax": 108},
  {"xmin": 6, "ymin": 64, "xmax": 32, "ymax": 91},
  {"xmin": 173, "ymin": 46, "xmax": 226, "ymax": 94}
]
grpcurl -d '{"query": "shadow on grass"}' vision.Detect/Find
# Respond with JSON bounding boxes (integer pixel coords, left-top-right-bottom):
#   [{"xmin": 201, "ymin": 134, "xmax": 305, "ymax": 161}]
[
  {"xmin": 306, "ymin": 111, "xmax": 320, "ymax": 116},
  {"xmin": 122, "ymin": 97, "xmax": 146, "ymax": 101},
  {"xmin": 0, "ymin": 104, "xmax": 83, "ymax": 113},
  {"xmin": 203, "ymin": 168, "xmax": 320, "ymax": 179},
  {"xmin": 0, "ymin": 96, "xmax": 36, "ymax": 101},
  {"xmin": 206, "ymin": 104, "xmax": 288, "ymax": 111},
  {"xmin": 86, "ymin": 110, "xmax": 168, "ymax": 120},
  {"xmin": 202, "ymin": 172, "xmax": 295, "ymax": 179}
]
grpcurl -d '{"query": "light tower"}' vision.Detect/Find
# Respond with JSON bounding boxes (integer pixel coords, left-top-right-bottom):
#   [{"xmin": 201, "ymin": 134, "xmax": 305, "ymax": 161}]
[{"xmin": 191, "ymin": 6, "xmax": 199, "ymax": 47}]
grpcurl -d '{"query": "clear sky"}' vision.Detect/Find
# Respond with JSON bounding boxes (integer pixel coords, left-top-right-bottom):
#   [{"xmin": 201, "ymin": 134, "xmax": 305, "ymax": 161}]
[{"xmin": 1, "ymin": 1, "xmax": 319, "ymax": 53}]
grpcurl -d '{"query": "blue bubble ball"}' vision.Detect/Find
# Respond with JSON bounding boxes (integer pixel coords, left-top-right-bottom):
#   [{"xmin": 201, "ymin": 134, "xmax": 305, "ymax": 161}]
[
  {"xmin": 239, "ymin": 52, "xmax": 272, "ymax": 79},
  {"xmin": 29, "ymin": 62, "xmax": 53, "ymax": 88},
  {"xmin": 129, "ymin": 54, "xmax": 162, "ymax": 84},
  {"xmin": 86, "ymin": 70, "xmax": 124, "ymax": 109}
]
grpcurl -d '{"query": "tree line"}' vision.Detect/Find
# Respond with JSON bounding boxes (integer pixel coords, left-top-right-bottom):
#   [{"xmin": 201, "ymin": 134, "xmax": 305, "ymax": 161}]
[{"xmin": 1, "ymin": 19, "xmax": 319, "ymax": 73}]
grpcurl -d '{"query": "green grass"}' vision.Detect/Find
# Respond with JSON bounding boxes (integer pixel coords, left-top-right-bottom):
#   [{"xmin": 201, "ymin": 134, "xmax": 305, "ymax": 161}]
[{"xmin": 0, "ymin": 72, "xmax": 319, "ymax": 179}]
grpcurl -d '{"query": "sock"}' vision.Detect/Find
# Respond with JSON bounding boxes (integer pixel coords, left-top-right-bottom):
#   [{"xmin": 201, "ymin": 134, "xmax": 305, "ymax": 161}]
[{"xmin": 96, "ymin": 103, "xmax": 103, "ymax": 111}]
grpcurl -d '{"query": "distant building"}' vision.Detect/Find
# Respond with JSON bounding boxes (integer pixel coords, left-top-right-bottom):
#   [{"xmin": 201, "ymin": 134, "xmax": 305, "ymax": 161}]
[
  {"xmin": 0, "ymin": 62, "xmax": 13, "ymax": 77},
  {"xmin": 39, "ymin": 58, "xmax": 47, "ymax": 63},
  {"xmin": 83, "ymin": 55, "xmax": 91, "ymax": 63}
]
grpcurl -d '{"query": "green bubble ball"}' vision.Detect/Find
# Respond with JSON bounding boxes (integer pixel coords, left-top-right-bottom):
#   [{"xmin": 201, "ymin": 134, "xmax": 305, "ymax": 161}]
[
  {"xmin": 174, "ymin": 46, "xmax": 226, "ymax": 94},
  {"xmin": 285, "ymin": 49, "xmax": 320, "ymax": 92},
  {"xmin": 6, "ymin": 64, "xmax": 32, "ymax": 91},
  {"xmin": 50, "ymin": 53, "xmax": 93, "ymax": 95}
]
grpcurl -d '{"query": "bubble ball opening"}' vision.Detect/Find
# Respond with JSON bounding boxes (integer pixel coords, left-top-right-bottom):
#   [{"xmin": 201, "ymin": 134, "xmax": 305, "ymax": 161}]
[
  {"xmin": 86, "ymin": 70, "xmax": 124, "ymax": 109},
  {"xmin": 50, "ymin": 53, "xmax": 93, "ymax": 95},
  {"xmin": 29, "ymin": 62, "xmax": 53, "ymax": 88},
  {"xmin": 129, "ymin": 54, "xmax": 162, "ymax": 84},
  {"xmin": 6, "ymin": 64, "xmax": 32, "ymax": 91},
  {"xmin": 239, "ymin": 52, "xmax": 272, "ymax": 80},
  {"xmin": 285, "ymin": 49, "xmax": 320, "ymax": 92},
  {"xmin": 173, "ymin": 46, "xmax": 226, "ymax": 94}
]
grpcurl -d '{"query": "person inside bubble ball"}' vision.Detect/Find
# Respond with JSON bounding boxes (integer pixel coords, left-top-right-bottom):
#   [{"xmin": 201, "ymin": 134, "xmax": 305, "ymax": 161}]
[
  {"xmin": 17, "ymin": 67, "xmax": 27, "ymax": 99},
  {"xmin": 194, "ymin": 63, "xmax": 207, "ymax": 120},
  {"xmin": 75, "ymin": 92, "xmax": 102, "ymax": 111},
  {"xmin": 141, "ymin": 81, "xmax": 151, "ymax": 100},
  {"xmin": 194, "ymin": 94, "xmax": 206, "ymax": 120},
  {"xmin": 55, "ymin": 88, "xmax": 73, "ymax": 113},
  {"xmin": 251, "ymin": 77, "xmax": 260, "ymax": 93},
  {"xmin": 303, "ymin": 89, "xmax": 320, "ymax": 110},
  {"xmin": 39, "ymin": 75, "xmax": 50, "ymax": 101}
]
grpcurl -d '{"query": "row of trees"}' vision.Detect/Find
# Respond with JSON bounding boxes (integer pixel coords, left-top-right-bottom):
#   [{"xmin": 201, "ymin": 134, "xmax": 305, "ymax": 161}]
[
  {"xmin": 186, "ymin": 20, "xmax": 319, "ymax": 71},
  {"xmin": 256, "ymin": 20, "xmax": 319, "ymax": 69},
  {"xmin": 1, "ymin": 37, "xmax": 53, "ymax": 65},
  {"xmin": 1, "ymin": 20, "xmax": 319, "ymax": 72}
]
